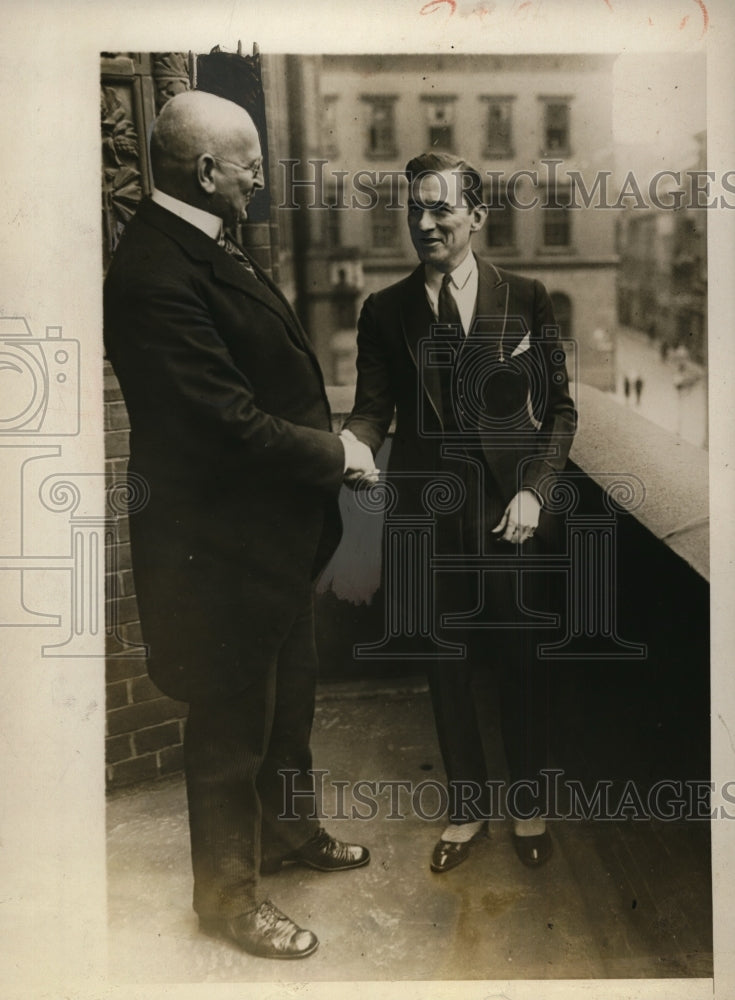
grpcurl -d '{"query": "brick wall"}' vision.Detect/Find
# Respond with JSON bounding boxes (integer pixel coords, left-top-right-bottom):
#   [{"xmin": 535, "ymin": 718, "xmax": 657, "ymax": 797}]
[{"xmin": 105, "ymin": 361, "xmax": 188, "ymax": 790}]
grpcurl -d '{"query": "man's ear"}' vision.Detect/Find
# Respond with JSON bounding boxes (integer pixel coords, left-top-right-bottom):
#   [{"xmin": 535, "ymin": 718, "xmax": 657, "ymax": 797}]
[
  {"xmin": 196, "ymin": 153, "xmax": 217, "ymax": 194},
  {"xmin": 470, "ymin": 203, "xmax": 488, "ymax": 233}
]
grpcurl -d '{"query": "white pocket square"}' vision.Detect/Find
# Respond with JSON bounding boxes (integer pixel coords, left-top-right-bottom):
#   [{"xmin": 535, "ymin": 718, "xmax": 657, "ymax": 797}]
[{"xmin": 510, "ymin": 332, "xmax": 531, "ymax": 358}]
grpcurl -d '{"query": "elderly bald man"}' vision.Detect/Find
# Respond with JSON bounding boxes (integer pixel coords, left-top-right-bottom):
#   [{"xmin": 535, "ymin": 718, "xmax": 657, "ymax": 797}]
[{"xmin": 104, "ymin": 90, "xmax": 373, "ymax": 960}]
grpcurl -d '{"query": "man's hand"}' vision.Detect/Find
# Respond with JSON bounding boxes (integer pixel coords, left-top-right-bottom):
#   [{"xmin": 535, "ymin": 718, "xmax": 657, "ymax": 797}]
[
  {"xmin": 491, "ymin": 489, "xmax": 541, "ymax": 544},
  {"xmin": 339, "ymin": 428, "xmax": 379, "ymax": 487}
]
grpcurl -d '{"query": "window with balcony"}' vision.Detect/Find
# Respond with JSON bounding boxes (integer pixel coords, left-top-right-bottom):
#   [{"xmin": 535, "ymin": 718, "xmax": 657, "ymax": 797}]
[
  {"xmin": 361, "ymin": 96, "xmax": 398, "ymax": 158},
  {"xmin": 481, "ymin": 97, "xmax": 514, "ymax": 158}
]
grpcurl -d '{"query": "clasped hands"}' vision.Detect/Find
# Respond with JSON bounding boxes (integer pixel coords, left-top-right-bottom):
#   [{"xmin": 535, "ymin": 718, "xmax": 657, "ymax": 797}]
[
  {"xmin": 339, "ymin": 428, "xmax": 380, "ymax": 488},
  {"xmin": 338, "ymin": 433, "xmax": 540, "ymax": 535}
]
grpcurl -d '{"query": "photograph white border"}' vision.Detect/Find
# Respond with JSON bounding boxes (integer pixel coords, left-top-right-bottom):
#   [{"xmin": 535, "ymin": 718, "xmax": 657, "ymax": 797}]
[{"xmin": 1, "ymin": 1, "xmax": 733, "ymax": 997}]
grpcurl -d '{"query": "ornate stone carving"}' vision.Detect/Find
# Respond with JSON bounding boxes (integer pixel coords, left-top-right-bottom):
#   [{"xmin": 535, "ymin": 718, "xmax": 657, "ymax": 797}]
[
  {"xmin": 152, "ymin": 52, "xmax": 191, "ymax": 112},
  {"xmin": 101, "ymin": 85, "xmax": 143, "ymax": 265}
]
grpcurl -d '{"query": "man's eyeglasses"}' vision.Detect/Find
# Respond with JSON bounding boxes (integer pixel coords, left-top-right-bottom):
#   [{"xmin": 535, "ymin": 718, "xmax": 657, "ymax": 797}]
[{"xmin": 214, "ymin": 155, "xmax": 264, "ymax": 180}]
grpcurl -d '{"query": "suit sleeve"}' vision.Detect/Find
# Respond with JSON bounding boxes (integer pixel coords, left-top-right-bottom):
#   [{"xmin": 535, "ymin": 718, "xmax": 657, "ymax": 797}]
[
  {"xmin": 105, "ymin": 274, "xmax": 345, "ymax": 493},
  {"xmin": 520, "ymin": 280, "xmax": 578, "ymax": 503},
  {"xmin": 342, "ymin": 294, "xmax": 396, "ymax": 454}
]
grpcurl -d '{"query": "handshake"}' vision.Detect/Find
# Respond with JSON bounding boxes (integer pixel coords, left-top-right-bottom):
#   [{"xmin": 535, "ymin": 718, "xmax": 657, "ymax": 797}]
[{"xmin": 339, "ymin": 428, "xmax": 380, "ymax": 488}]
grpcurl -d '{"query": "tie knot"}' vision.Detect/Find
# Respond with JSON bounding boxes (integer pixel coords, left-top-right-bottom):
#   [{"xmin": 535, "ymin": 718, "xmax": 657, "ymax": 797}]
[
  {"xmin": 442, "ymin": 273, "xmax": 454, "ymax": 290},
  {"xmin": 220, "ymin": 233, "xmax": 256, "ymax": 275}
]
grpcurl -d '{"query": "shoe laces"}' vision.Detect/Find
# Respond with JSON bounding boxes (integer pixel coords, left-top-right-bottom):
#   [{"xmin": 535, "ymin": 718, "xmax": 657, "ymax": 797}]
[
  {"xmin": 256, "ymin": 900, "xmax": 288, "ymax": 930},
  {"xmin": 252, "ymin": 900, "xmax": 303, "ymax": 948}
]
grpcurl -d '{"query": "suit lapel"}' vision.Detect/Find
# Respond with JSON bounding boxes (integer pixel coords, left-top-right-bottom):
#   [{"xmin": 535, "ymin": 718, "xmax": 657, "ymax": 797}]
[
  {"xmin": 138, "ymin": 199, "xmax": 321, "ymax": 361},
  {"xmin": 473, "ymin": 257, "xmax": 510, "ymax": 360},
  {"xmin": 214, "ymin": 252, "xmax": 330, "ymax": 397},
  {"xmin": 207, "ymin": 244, "xmax": 318, "ymax": 356},
  {"xmin": 399, "ymin": 265, "xmax": 445, "ymax": 427}
]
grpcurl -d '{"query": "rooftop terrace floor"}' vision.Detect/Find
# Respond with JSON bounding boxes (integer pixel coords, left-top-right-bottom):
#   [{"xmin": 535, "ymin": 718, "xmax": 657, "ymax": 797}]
[{"xmin": 107, "ymin": 681, "xmax": 712, "ymax": 986}]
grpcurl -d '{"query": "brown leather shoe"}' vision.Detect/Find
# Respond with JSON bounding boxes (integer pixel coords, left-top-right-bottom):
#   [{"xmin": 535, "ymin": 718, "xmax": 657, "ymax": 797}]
[
  {"xmin": 263, "ymin": 828, "xmax": 370, "ymax": 874},
  {"xmin": 430, "ymin": 823, "xmax": 488, "ymax": 873},
  {"xmin": 199, "ymin": 900, "xmax": 318, "ymax": 959}
]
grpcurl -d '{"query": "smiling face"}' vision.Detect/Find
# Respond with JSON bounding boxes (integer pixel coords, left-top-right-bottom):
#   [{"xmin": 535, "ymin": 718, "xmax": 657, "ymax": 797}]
[
  {"xmin": 407, "ymin": 169, "xmax": 487, "ymax": 273},
  {"xmin": 150, "ymin": 91, "xmax": 266, "ymax": 230},
  {"xmin": 208, "ymin": 126, "xmax": 265, "ymax": 231}
]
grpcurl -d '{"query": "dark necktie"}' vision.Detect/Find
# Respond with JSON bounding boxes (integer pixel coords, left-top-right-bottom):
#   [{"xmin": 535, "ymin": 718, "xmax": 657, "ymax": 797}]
[
  {"xmin": 437, "ymin": 272, "xmax": 463, "ymax": 332},
  {"xmin": 436, "ymin": 273, "xmax": 463, "ymax": 430},
  {"xmin": 220, "ymin": 233, "xmax": 258, "ymax": 278}
]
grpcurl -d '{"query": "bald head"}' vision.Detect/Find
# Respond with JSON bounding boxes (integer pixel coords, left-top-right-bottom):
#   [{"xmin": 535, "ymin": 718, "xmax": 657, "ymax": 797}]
[{"xmin": 150, "ymin": 91, "xmax": 263, "ymax": 221}]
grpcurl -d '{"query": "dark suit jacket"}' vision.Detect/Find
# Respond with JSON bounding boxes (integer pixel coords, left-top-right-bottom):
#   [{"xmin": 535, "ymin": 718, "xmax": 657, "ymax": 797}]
[
  {"xmin": 344, "ymin": 255, "xmax": 577, "ymax": 547},
  {"xmin": 104, "ymin": 198, "xmax": 344, "ymax": 700}
]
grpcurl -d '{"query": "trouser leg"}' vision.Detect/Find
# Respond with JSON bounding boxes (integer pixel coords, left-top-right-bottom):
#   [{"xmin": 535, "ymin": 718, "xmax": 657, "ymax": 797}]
[
  {"xmin": 258, "ymin": 596, "xmax": 321, "ymax": 860},
  {"xmin": 182, "ymin": 596, "xmax": 319, "ymax": 919},
  {"xmin": 496, "ymin": 583, "xmax": 551, "ymax": 819},
  {"xmin": 427, "ymin": 659, "xmax": 490, "ymax": 822},
  {"xmin": 184, "ymin": 680, "xmax": 274, "ymax": 920}
]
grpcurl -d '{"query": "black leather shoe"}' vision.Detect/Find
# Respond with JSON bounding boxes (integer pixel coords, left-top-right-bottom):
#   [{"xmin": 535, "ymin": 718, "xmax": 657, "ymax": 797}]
[
  {"xmin": 430, "ymin": 823, "xmax": 488, "ymax": 873},
  {"xmin": 512, "ymin": 829, "xmax": 553, "ymax": 867},
  {"xmin": 263, "ymin": 828, "xmax": 370, "ymax": 874},
  {"xmin": 199, "ymin": 900, "xmax": 318, "ymax": 959}
]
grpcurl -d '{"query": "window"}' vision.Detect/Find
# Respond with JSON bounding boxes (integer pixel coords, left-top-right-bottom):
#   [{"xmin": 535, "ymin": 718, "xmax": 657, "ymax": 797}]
[
  {"xmin": 481, "ymin": 97, "xmax": 514, "ymax": 158},
  {"xmin": 541, "ymin": 99, "xmax": 571, "ymax": 155},
  {"xmin": 322, "ymin": 96, "xmax": 339, "ymax": 158},
  {"xmin": 370, "ymin": 199, "xmax": 401, "ymax": 252},
  {"xmin": 542, "ymin": 187, "xmax": 572, "ymax": 248},
  {"xmin": 484, "ymin": 182, "xmax": 516, "ymax": 250},
  {"xmin": 362, "ymin": 96, "xmax": 398, "ymax": 158},
  {"xmin": 421, "ymin": 96, "xmax": 456, "ymax": 152},
  {"xmin": 544, "ymin": 205, "xmax": 571, "ymax": 247}
]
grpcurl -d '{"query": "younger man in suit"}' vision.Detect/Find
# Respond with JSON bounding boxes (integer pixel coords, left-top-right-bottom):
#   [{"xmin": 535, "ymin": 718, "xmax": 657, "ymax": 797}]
[{"xmin": 344, "ymin": 152, "xmax": 577, "ymax": 873}]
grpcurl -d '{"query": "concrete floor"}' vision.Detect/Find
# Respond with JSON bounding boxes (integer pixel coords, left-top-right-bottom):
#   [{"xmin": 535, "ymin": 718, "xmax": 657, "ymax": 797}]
[{"xmin": 107, "ymin": 682, "xmax": 712, "ymax": 985}]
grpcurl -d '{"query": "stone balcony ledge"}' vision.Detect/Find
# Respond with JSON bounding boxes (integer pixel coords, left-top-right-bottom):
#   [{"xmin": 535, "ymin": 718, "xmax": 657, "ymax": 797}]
[{"xmin": 326, "ymin": 381, "xmax": 709, "ymax": 582}]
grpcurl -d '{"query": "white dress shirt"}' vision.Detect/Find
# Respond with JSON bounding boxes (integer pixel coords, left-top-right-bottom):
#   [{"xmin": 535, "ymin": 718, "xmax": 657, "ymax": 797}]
[
  {"xmin": 423, "ymin": 250, "xmax": 478, "ymax": 335},
  {"xmin": 151, "ymin": 189, "xmax": 223, "ymax": 241}
]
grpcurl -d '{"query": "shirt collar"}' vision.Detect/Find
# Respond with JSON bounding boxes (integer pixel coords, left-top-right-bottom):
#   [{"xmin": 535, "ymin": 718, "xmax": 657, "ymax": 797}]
[
  {"xmin": 151, "ymin": 189, "xmax": 223, "ymax": 241},
  {"xmin": 424, "ymin": 249, "xmax": 477, "ymax": 294}
]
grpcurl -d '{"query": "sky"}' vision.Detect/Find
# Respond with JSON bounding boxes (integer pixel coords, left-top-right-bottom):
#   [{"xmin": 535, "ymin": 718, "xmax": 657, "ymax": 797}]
[{"xmin": 612, "ymin": 52, "xmax": 707, "ymax": 177}]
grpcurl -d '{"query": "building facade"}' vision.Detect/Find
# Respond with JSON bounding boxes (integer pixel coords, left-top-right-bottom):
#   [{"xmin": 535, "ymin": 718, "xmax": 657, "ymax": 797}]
[
  {"xmin": 280, "ymin": 53, "xmax": 619, "ymax": 389},
  {"xmin": 616, "ymin": 131, "xmax": 707, "ymax": 367}
]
